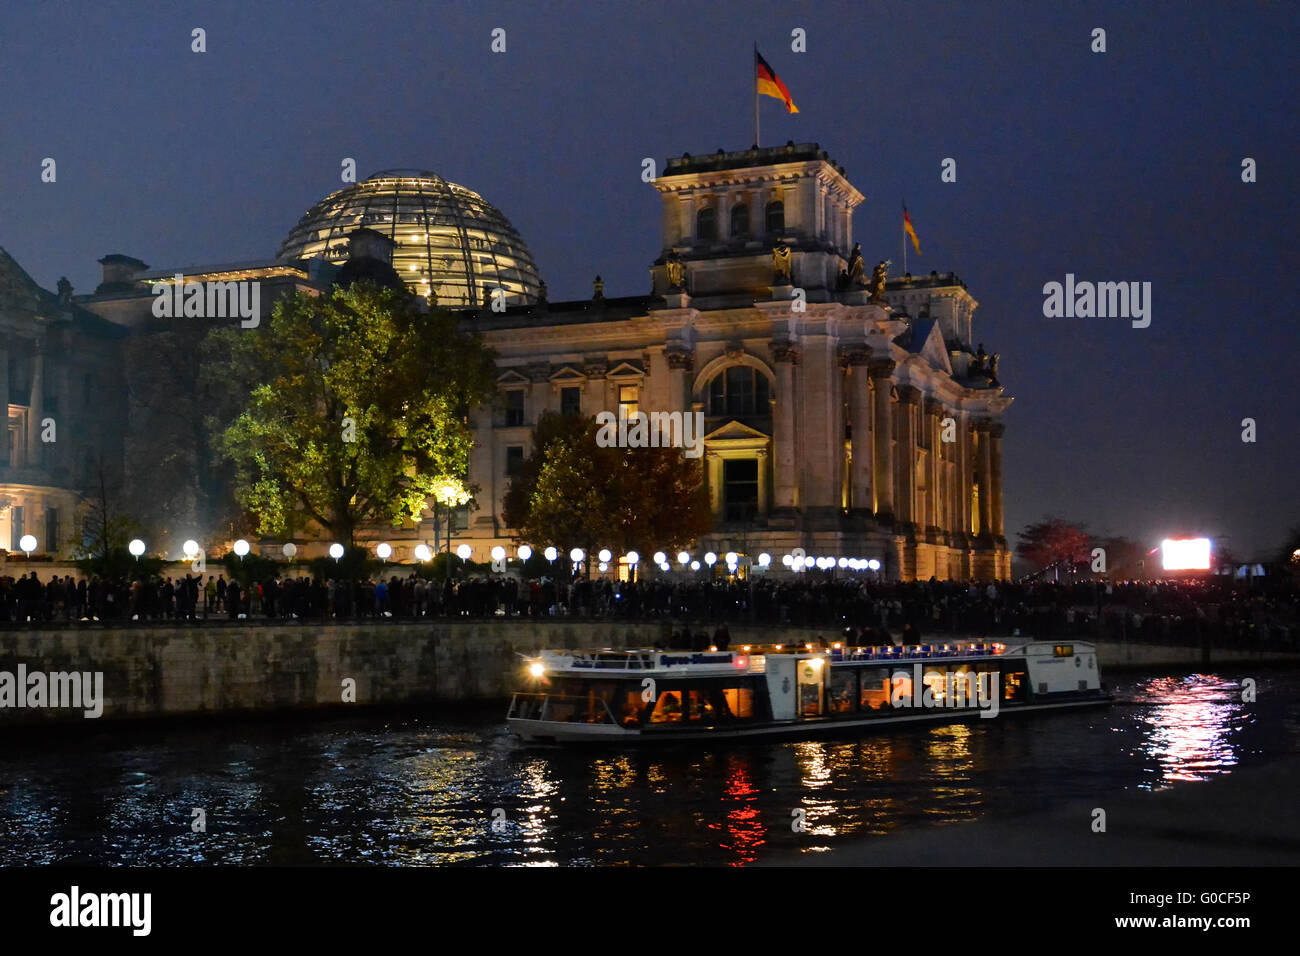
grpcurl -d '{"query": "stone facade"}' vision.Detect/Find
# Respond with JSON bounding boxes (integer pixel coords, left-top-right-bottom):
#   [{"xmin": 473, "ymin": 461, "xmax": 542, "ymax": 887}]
[{"xmin": 468, "ymin": 144, "xmax": 1012, "ymax": 580}]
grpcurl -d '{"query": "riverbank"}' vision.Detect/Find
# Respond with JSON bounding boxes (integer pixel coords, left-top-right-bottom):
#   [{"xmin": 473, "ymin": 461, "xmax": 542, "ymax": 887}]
[{"xmin": 1, "ymin": 620, "xmax": 1296, "ymax": 725}]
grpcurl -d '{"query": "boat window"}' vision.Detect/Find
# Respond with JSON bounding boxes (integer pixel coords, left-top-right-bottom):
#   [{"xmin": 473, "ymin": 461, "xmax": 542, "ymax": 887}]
[
  {"xmin": 617, "ymin": 690, "xmax": 646, "ymax": 728},
  {"xmin": 687, "ymin": 688, "xmax": 719, "ymax": 722},
  {"xmin": 829, "ymin": 669, "xmax": 857, "ymax": 715},
  {"xmin": 922, "ymin": 666, "xmax": 947, "ymax": 705},
  {"xmin": 1053, "ymin": 644, "xmax": 1074, "ymax": 657},
  {"xmin": 859, "ymin": 668, "xmax": 891, "ymax": 712},
  {"xmin": 1001, "ymin": 667, "xmax": 1027, "ymax": 702},
  {"xmin": 722, "ymin": 686, "xmax": 755, "ymax": 719},
  {"xmin": 649, "ymin": 690, "xmax": 684, "ymax": 723}
]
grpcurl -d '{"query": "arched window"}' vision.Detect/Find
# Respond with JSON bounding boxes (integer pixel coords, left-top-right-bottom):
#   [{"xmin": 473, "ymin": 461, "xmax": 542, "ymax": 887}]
[
  {"xmin": 730, "ymin": 203, "xmax": 750, "ymax": 238},
  {"xmin": 708, "ymin": 366, "xmax": 772, "ymax": 417},
  {"xmin": 765, "ymin": 200, "xmax": 784, "ymax": 234},
  {"xmin": 696, "ymin": 207, "xmax": 717, "ymax": 242}
]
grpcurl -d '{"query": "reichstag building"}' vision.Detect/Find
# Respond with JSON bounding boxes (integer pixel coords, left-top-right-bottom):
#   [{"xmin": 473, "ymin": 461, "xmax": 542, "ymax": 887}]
[{"xmin": 0, "ymin": 142, "xmax": 1011, "ymax": 580}]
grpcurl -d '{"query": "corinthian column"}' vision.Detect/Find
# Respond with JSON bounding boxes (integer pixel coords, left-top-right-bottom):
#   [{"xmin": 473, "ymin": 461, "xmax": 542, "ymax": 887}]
[
  {"xmin": 924, "ymin": 397, "xmax": 944, "ymax": 532},
  {"xmin": 27, "ymin": 335, "xmax": 45, "ymax": 466},
  {"xmin": 867, "ymin": 359, "xmax": 895, "ymax": 522},
  {"xmin": 895, "ymin": 385, "xmax": 920, "ymax": 529},
  {"xmin": 975, "ymin": 421, "xmax": 993, "ymax": 539},
  {"xmin": 771, "ymin": 343, "xmax": 799, "ymax": 509},
  {"xmin": 843, "ymin": 349, "xmax": 871, "ymax": 512},
  {"xmin": 666, "ymin": 348, "xmax": 694, "ymax": 414},
  {"xmin": 989, "ymin": 421, "xmax": 1005, "ymax": 539}
]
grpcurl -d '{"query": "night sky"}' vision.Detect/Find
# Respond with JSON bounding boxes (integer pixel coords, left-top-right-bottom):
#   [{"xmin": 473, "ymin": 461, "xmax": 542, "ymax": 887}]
[{"xmin": 1, "ymin": 1, "xmax": 1295, "ymax": 560}]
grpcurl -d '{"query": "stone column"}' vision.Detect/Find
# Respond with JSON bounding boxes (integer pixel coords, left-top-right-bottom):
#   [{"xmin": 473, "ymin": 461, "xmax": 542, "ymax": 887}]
[
  {"xmin": 771, "ymin": 343, "xmax": 799, "ymax": 509},
  {"xmin": 800, "ymin": 336, "xmax": 839, "ymax": 513},
  {"xmin": 0, "ymin": 338, "xmax": 9, "ymax": 467},
  {"xmin": 843, "ymin": 349, "xmax": 871, "ymax": 512},
  {"xmin": 27, "ymin": 335, "xmax": 44, "ymax": 466},
  {"xmin": 867, "ymin": 359, "xmax": 895, "ymax": 522},
  {"xmin": 924, "ymin": 397, "xmax": 944, "ymax": 532},
  {"xmin": 895, "ymin": 386, "xmax": 920, "ymax": 529},
  {"xmin": 989, "ymin": 421, "xmax": 1005, "ymax": 539},
  {"xmin": 756, "ymin": 448, "xmax": 770, "ymax": 515},
  {"xmin": 957, "ymin": 412, "xmax": 974, "ymax": 537},
  {"xmin": 666, "ymin": 349, "xmax": 694, "ymax": 415},
  {"xmin": 974, "ymin": 421, "xmax": 992, "ymax": 539},
  {"xmin": 707, "ymin": 451, "xmax": 724, "ymax": 522}
]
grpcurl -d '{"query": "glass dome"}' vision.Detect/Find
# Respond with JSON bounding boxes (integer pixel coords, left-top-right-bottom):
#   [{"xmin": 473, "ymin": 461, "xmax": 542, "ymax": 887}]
[{"xmin": 276, "ymin": 169, "xmax": 543, "ymax": 308}]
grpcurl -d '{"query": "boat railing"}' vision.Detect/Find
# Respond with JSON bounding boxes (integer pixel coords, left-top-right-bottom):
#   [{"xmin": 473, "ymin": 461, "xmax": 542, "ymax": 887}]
[{"xmin": 828, "ymin": 643, "xmax": 1001, "ymax": 662}]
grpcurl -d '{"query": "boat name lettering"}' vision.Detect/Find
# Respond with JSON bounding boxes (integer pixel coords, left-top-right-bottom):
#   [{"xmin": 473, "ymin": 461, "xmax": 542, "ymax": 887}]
[{"xmin": 658, "ymin": 654, "xmax": 732, "ymax": 667}]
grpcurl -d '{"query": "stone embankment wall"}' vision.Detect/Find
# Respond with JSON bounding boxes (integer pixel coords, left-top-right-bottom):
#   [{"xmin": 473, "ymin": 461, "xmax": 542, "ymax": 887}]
[{"xmin": 0, "ymin": 621, "xmax": 1294, "ymax": 725}]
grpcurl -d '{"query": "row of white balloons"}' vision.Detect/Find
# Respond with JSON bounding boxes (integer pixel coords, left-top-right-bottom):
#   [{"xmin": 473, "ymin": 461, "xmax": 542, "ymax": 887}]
[{"xmin": 121, "ymin": 539, "xmax": 881, "ymax": 574}]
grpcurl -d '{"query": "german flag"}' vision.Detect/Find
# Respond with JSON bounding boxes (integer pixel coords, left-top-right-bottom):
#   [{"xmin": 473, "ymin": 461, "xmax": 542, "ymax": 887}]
[
  {"xmin": 756, "ymin": 49, "xmax": 799, "ymax": 113},
  {"xmin": 904, "ymin": 205, "xmax": 921, "ymax": 254}
]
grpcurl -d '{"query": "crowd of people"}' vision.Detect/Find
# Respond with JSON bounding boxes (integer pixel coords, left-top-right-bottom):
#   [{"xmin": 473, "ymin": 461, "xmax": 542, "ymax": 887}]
[{"xmin": 1, "ymin": 569, "xmax": 1295, "ymax": 650}]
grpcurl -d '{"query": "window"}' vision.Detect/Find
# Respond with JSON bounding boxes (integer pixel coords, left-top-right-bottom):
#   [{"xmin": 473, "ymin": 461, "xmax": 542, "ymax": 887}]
[
  {"xmin": 504, "ymin": 389, "xmax": 525, "ymax": 427},
  {"xmin": 560, "ymin": 386, "xmax": 582, "ymax": 416},
  {"xmin": 830, "ymin": 668, "xmax": 857, "ymax": 715},
  {"xmin": 723, "ymin": 458, "xmax": 758, "ymax": 522},
  {"xmin": 618, "ymin": 384, "xmax": 638, "ymax": 420},
  {"xmin": 708, "ymin": 366, "xmax": 771, "ymax": 417},
  {"xmin": 730, "ymin": 203, "xmax": 749, "ymax": 238},
  {"xmin": 722, "ymin": 686, "xmax": 756, "ymax": 719},
  {"xmin": 44, "ymin": 508, "xmax": 58, "ymax": 554},
  {"xmin": 765, "ymin": 200, "xmax": 784, "ymax": 234},
  {"xmin": 505, "ymin": 445, "xmax": 524, "ymax": 477},
  {"xmin": 859, "ymin": 668, "xmax": 891, "ymax": 712},
  {"xmin": 696, "ymin": 207, "xmax": 717, "ymax": 242},
  {"xmin": 10, "ymin": 506, "xmax": 23, "ymax": 546}
]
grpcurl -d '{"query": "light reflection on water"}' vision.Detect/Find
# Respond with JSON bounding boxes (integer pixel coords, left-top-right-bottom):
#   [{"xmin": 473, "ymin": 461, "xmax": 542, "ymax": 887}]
[{"xmin": 0, "ymin": 670, "xmax": 1295, "ymax": 866}]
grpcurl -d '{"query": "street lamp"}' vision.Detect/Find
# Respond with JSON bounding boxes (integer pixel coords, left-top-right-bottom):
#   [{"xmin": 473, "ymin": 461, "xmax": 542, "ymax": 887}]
[
  {"xmin": 456, "ymin": 544, "xmax": 472, "ymax": 560},
  {"xmin": 677, "ymin": 551, "xmax": 690, "ymax": 565},
  {"xmin": 704, "ymin": 552, "xmax": 717, "ymax": 566},
  {"xmin": 129, "ymin": 539, "xmax": 146, "ymax": 558},
  {"xmin": 182, "ymin": 539, "xmax": 199, "ymax": 559},
  {"xmin": 518, "ymin": 545, "xmax": 533, "ymax": 561},
  {"xmin": 598, "ymin": 548, "xmax": 612, "ymax": 564},
  {"xmin": 569, "ymin": 547, "xmax": 584, "ymax": 564},
  {"xmin": 377, "ymin": 542, "xmax": 392, "ymax": 562},
  {"xmin": 18, "ymin": 534, "xmax": 37, "ymax": 557},
  {"xmin": 653, "ymin": 551, "xmax": 666, "ymax": 565},
  {"xmin": 234, "ymin": 539, "xmax": 250, "ymax": 558},
  {"xmin": 758, "ymin": 552, "xmax": 771, "ymax": 567},
  {"xmin": 282, "ymin": 542, "xmax": 297, "ymax": 560},
  {"xmin": 329, "ymin": 543, "xmax": 344, "ymax": 561},
  {"xmin": 414, "ymin": 544, "xmax": 432, "ymax": 562}
]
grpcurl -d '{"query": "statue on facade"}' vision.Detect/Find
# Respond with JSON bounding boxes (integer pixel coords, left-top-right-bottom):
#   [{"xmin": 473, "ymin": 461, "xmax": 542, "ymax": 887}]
[
  {"xmin": 971, "ymin": 343, "xmax": 987, "ymax": 374},
  {"xmin": 665, "ymin": 251, "xmax": 685, "ymax": 290},
  {"xmin": 771, "ymin": 242, "xmax": 792, "ymax": 283},
  {"xmin": 56, "ymin": 277, "xmax": 73, "ymax": 305},
  {"xmin": 867, "ymin": 259, "xmax": 888, "ymax": 303},
  {"xmin": 592, "ymin": 275, "xmax": 605, "ymax": 302},
  {"xmin": 846, "ymin": 243, "xmax": 865, "ymax": 286},
  {"xmin": 988, "ymin": 352, "xmax": 999, "ymax": 378},
  {"xmin": 537, "ymin": 279, "xmax": 548, "ymax": 304}
]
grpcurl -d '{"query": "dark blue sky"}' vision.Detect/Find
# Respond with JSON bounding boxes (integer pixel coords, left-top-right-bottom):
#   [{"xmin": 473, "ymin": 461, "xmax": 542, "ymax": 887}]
[{"xmin": 1, "ymin": 0, "xmax": 1295, "ymax": 559}]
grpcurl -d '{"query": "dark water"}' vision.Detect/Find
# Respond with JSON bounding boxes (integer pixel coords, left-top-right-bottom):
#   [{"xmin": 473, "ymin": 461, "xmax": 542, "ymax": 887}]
[{"xmin": 2, "ymin": 669, "xmax": 1297, "ymax": 866}]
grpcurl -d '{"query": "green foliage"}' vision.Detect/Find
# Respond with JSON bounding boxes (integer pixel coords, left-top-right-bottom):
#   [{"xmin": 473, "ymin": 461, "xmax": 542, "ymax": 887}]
[
  {"xmin": 203, "ymin": 282, "xmax": 497, "ymax": 547},
  {"xmin": 503, "ymin": 411, "xmax": 711, "ymax": 556}
]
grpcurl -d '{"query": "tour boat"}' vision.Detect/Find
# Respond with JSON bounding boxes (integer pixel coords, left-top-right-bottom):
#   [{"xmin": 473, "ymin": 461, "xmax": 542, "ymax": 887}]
[{"xmin": 506, "ymin": 640, "xmax": 1111, "ymax": 744}]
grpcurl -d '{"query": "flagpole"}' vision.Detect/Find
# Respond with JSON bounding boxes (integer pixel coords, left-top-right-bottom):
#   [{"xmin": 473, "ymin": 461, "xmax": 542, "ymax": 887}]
[{"xmin": 753, "ymin": 42, "xmax": 759, "ymax": 147}]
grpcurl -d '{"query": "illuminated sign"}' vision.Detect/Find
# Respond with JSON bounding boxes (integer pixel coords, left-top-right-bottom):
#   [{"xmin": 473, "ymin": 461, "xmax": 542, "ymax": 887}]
[{"xmin": 1161, "ymin": 538, "xmax": 1211, "ymax": 571}]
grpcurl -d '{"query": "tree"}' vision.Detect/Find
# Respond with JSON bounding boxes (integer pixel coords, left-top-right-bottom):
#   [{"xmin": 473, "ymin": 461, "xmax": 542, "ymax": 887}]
[
  {"xmin": 202, "ymin": 282, "xmax": 497, "ymax": 548},
  {"xmin": 69, "ymin": 454, "xmax": 160, "ymax": 580},
  {"xmin": 1015, "ymin": 517, "xmax": 1092, "ymax": 572},
  {"xmin": 502, "ymin": 411, "xmax": 711, "ymax": 557}
]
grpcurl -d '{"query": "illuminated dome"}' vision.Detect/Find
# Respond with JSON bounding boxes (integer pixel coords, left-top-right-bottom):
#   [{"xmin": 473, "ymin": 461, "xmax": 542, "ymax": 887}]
[{"xmin": 277, "ymin": 169, "xmax": 543, "ymax": 308}]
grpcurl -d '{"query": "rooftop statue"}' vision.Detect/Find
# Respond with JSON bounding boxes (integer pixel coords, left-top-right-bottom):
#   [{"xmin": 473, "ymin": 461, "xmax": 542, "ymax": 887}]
[
  {"xmin": 846, "ymin": 243, "xmax": 865, "ymax": 286},
  {"xmin": 665, "ymin": 251, "xmax": 685, "ymax": 290},
  {"xmin": 771, "ymin": 242, "xmax": 792, "ymax": 283},
  {"xmin": 867, "ymin": 259, "xmax": 888, "ymax": 303}
]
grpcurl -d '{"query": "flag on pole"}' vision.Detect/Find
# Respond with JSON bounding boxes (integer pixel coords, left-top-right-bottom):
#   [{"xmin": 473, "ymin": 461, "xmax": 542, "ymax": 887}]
[
  {"xmin": 903, "ymin": 205, "xmax": 921, "ymax": 254},
  {"xmin": 755, "ymin": 49, "xmax": 799, "ymax": 113}
]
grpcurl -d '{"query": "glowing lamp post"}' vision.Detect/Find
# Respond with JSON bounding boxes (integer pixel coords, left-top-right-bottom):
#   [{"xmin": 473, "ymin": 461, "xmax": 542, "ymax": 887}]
[
  {"xmin": 414, "ymin": 544, "xmax": 432, "ymax": 562},
  {"xmin": 376, "ymin": 542, "xmax": 392, "ymax": 563},
  {"xmin": 18, "ymin": 534, "xmax": 37, "ymax": 557},
  {"xmin": 129, "ymin": 539, "xmax": 146, "ymax": 560},
  {"xmin": 329, "ymin": 543, "xmax": 344, "ymax": 562}
]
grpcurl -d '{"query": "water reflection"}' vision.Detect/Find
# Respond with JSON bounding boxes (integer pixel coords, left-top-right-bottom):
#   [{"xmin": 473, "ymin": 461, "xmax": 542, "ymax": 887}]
[
  {"xmin": 0, "ymin": 671, "xmax": 1294, "ymax": 865},
  {"xmin": 1128, "ymin": 674, "xmax": 1245, "ymax": 787}
]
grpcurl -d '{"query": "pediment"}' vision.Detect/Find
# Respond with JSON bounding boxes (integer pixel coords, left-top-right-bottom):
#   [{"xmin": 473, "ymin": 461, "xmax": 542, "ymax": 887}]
[
  {"xmin": 917, "ymin": 322, "xmax": 952, "ymax": 374},
  {"xmin": 496, "ymin": 368, "xmax": 531, "ymax": 385},
  {"xmin": 607, "ymin": 360, "xmax": 645, "ymax": 378},
  {"xmin": 703, "ymin": 419, "xmax": 770, "ymax": 442},
  {"xmin": 548, "ymin": 365, "xmax": 587, "ymax": 383}
]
